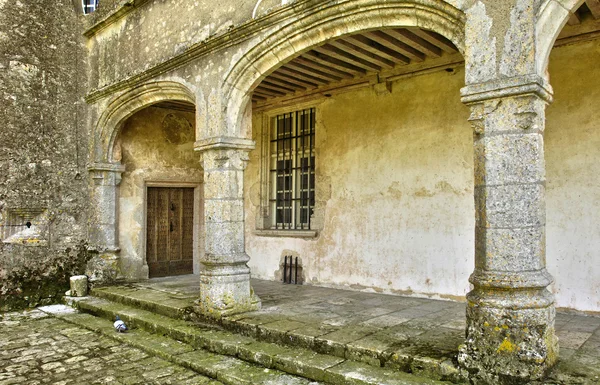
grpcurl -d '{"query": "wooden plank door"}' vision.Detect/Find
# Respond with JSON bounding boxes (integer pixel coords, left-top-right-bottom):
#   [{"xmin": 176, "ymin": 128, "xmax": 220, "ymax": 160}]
[{"xmin": 146, "ymin": 187, "xmax": 194, "ymax": 278}]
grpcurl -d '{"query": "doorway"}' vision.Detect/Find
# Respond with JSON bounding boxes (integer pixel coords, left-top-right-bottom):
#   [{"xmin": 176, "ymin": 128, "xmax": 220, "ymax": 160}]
[{"xmin": 146, "ymin": 187, "xmax": 194, "ymax": 278}]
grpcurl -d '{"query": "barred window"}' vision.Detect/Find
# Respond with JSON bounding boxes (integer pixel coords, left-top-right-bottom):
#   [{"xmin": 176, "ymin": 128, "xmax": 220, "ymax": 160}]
[
  {"xmin": 270, "ymin": 108, "xmax": 315, "ymax": 230},
  {"xmin": 83, "ymin": 0, "xmax": 98, "ymax": 14}
]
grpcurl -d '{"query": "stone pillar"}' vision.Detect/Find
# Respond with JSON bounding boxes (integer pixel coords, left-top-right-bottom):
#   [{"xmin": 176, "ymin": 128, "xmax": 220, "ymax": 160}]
[
  {"xmin": 87, "ymin": 162, "xmax": 125, "ymax": 283},
  {"xmin": 458, "ymin": 79, "xmax": 558, "ymax": 384},
  {"xmin": 195, "ymin": 138, "xmax": 261, "ymax": 318}
]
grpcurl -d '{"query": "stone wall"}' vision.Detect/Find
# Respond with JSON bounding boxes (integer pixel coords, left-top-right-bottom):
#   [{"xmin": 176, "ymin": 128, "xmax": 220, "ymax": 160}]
[
  {"xmin": 245, "ymin": 67, "xmax": 475, "ymax": 300},
  {"xmin": 546, "ymin": 38, "xmax": 600, "ymax": 313},
  {"xmin": 0, "ymin": 1, "xmax": 89, "ymax": 311}
]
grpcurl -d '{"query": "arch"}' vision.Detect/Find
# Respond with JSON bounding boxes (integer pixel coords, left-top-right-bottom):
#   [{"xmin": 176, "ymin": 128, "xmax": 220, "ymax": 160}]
[
  {"xmin": 92, "ymin": 80, "xmax": 196, "ymax": 163},
  {"xmin": 536, "ymin": 0, "xmax": 585, "ymax": 78},
  {"xmin": 221, "ymin": 0, "xmax": 466, "ymax": 137}
]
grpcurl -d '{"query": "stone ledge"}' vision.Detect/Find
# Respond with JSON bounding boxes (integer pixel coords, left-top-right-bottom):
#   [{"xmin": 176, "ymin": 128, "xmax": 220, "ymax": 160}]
[{"xmin": 254, "ymin": 229, "xmax": 318, "ymax": 238}]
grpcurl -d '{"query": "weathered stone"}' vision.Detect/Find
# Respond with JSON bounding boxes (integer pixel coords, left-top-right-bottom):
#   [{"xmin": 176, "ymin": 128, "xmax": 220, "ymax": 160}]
[{"xmin": 69, "ymin": 275, "xmax": 88, "ymax": 297}]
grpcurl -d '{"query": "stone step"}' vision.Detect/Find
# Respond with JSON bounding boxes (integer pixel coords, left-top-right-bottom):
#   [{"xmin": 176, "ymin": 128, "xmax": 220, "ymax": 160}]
[
  {"xmin": 71, "ymin": 296, "xmax": 458, "ymax": 385},
  {"xmin": 90, "ymin": 285, "xmax": 197, "ymax": 321},
  {"xmin": 89, "ymin": 285, "xmax": 466, "ymax": 383},
  {"xmin": 42, "ymin": 306, "xmax": 316, "ymax": 385}
]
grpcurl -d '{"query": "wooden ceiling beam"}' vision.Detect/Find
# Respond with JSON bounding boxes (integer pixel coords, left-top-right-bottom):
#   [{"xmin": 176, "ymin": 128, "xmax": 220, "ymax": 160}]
[
  {"xmin": 344, "ymin": 35, "xmax": 410, "ymax": 64},
  {"xmin": 252, "ymin": 90, "xmax": 274, "ymax": 99},
  {"xmin": 313, "ymin": 44, "xmax": 382, "ymax": 72},
  {"xmin": 286, "ymin": 61, "xmax": 344, "ymax": 82},
  {"xmin": 587, "ymin": 0, "xmax": 600, "ymax": 19},
  {"xmin": 405, "ymin": 28, "xmax": 458, "ymax": 54},
  {"xmin": 568, "ymin": 11, "xmax": 581, "ymax": 25},
  {"xmin": 259, "ymin": 81, "xmax": 297, "ymax": 94},
  {"xmin": 303, "ymin": 51, "xmax": 366, "ymax": 76},
  {"xmin": 269, "ymin": 72, "xmax": 319, "ymax": 89},
  {"xmin": 385, "ymin": 29, "xmax": 442, "ymax": 58},
  {"xmin": 275, "ymin": 66, "xmax": 330, "ymax": 85},
  {"xmin": 367, "ymin": 31, "xmax": 425, "ymax": 62},
  {"xmin": 252, "ymin": 94, "xmax": 268, "ymax": 101},
  {"xmin": 329, "ymin": 39, "xmax": 395, "ymax": 69},
  {"xmin": 261, "ymin": 76, "xmax": 308, "ymax": 92},
  {"xmin": 255, "ymin": 86, "xmax": 284, "ymax": 97},
  {"xmin": 294, "ymin": 56, "xmax": 354, "ymax": 79}
]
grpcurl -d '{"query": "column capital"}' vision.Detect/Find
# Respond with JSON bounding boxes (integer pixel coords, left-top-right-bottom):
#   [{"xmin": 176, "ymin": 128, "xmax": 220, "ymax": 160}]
[
  {"xmin": 194, "ymin": 136, "xmax": 255, "ymax": 152},
  {"xmin": 88, "ymin": 162, "xmax": 126, "ymax": 186},
  {"xmin": 88, "ymin": 162, "xmax": 126, "ymax": 173},
  {"xmin": 461, "ymin": 74, "xmax": 553, "ymax": 105}
]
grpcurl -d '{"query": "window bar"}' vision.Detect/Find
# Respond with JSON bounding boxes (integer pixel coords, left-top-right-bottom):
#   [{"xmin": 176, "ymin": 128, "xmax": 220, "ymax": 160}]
[
  {"xmin": 295, "ymin": 256, "xmax": 299, "ymax": 284},
  {"xmin": 276, "ymin": 116, "xmax": 281, "ymax": 229},
  {"xmin": 308, "ymin": 108, "xmax": 313, "ymax": 230},
  {"xmin": 295, "ymin": 110, "xmax": 300, "ymax": 230},
  {"xmin": 285, "ymin": 113, "xmax": 291, "ymax": 229}
]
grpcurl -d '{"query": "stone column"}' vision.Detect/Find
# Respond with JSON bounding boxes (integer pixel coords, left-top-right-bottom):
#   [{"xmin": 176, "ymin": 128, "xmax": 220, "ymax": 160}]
[
  {"xmin": 458, "ymin": 79, "xmax": 558, "ymax": 384},
  {"xmin": 87, "ymin": 162, "xmax": 125, "ymax": 283},
  {"xmin": 195, "ymin": 138, "xmax": 261, "ymax": 318}
]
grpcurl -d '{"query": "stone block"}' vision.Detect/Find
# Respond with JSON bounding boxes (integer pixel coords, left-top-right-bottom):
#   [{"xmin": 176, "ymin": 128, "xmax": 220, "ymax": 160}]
[
  {"xmin": 204, "ymin": 222, "xmax": 245, "ymax": 256},
  {"xmin": 204, "ymin": 199, "xmax": 244, "ymax": 223},
  {"xmin": 70, "ymin": 275, "xmax": 88, "ymax": 297},
  {"xmin": 203, "ymin": 171, "xmax": 243, "ymax": 199},
  {"xmin": 475, "ymin": 226, "xmax": 545, "ymax": 272},
  {"xmin": 474, "ymin": 133, "xmax": 545, "ymax": 186},
  {"xmin": 476, "ymin": 183, "xmax": 545, "ymax": 228}
]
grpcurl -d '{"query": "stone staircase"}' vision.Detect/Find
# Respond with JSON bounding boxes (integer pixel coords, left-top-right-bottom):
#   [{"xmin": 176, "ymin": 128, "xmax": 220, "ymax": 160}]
[{"xmin": 54, "ymin": 285, "xmax": 467, "ymax": 385}]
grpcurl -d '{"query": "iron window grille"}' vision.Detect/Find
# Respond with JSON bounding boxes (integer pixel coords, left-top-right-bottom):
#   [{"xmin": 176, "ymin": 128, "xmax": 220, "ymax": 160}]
[
  {"xmin": 269, "ymin": 108, "xmax": 316, "ymax": 230},
  {"xmin": 83, "ymin": 0, "xmax": 98, "ymax": 14}
]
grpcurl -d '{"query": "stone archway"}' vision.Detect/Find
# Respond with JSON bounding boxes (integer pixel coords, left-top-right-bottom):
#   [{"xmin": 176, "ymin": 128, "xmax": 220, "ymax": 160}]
[
  {"xmin": 92, "ymin": 81, "xmax": 196, "ymax": 164},
  {"xmin": 87, "ymin": 80, "xmax": 197, "ymax": 283},
  {"xmin": 536, "ymin": 0, "xmax": 586, "ymax": 79},
  {"xmin": 220, "ymin": 0, "xmax": 466, "ymax": 139}
]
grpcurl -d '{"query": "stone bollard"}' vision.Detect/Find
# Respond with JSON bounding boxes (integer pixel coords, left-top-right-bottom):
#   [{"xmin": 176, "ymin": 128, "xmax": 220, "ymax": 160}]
[{"xmin": 70, "ymin": 275, "xmax": 88, "ymax": 297}]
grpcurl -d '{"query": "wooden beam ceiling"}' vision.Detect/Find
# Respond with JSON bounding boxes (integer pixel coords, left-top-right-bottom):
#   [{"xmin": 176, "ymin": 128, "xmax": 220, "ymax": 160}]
[
  {"xmin": 252, "ymin": 27, "xmax": 458, "ymax": 104},
  {"xmin": 252, "ymin": 3, "xmax": 600, "ymax": 105}
]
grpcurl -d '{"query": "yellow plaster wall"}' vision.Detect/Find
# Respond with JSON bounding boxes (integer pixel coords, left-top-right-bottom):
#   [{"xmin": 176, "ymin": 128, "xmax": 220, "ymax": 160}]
[
  {"xmin": 118, "ymin": 107, "xmax": 203, "ymax": 280},
  {"xmin": 246, "ymin": 68, "xmax": 475, "ymax": 300},
  {"xmin": 546, "ymin": 39, "xmax": 600, "ymax": 312}
]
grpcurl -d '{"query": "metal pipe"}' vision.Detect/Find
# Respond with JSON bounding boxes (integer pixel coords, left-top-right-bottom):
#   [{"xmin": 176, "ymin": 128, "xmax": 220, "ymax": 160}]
[{"xmin": 295, "ymin": 256, "xmax": 299, "ymax": 284}]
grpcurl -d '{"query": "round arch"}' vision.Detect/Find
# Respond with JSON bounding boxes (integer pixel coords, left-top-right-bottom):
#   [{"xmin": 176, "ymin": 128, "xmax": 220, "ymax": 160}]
[
  {"xmin": 92, "ymin": 80, "xmax": 196, "ymax": 163},
  {"xmin": 536, "ymin": 0, "xmax": 585, "ymax": 78},
  {"xmin": 221, "ymin": 0, "xmax": 466, "ymax": 137}
]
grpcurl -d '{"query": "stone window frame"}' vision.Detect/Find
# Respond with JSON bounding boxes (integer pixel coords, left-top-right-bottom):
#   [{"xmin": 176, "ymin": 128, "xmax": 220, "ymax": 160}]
[{"xmin": 254, "ymin": 101, "xmax": 323, "ymax": 238}]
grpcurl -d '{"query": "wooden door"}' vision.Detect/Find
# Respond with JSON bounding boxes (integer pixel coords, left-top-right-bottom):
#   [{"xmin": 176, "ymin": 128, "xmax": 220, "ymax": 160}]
[{"xmin": 146, "ymin": 187, "xmax": 194, "ymax": 278}]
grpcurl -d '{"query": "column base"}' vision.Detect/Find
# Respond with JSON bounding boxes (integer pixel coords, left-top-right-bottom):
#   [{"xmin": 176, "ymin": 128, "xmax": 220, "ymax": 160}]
[
  {"xmin": 459, "ymin": 289, "xmax": 558, "ymax": 385},
  {"xmin": 85, "ymin": 251, "xmax": 120, "ymax": 285},
  {"xmin": 197, "ymin": 264, "xmax": 261, "ymax": 319}
]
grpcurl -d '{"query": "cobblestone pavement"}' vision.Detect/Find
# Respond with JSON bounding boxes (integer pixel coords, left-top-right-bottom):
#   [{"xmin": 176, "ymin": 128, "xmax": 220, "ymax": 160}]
[{"xmin": 0, "ymin": 309, "xmax": 216, "ymax": 385}]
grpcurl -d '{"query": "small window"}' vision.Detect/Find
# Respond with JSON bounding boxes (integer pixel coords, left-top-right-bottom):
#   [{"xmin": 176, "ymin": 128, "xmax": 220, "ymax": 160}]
[
  {"xmin": 269, "ymin": 108, "xmax": 316, "ymax": 230},
  {"xmin": 83, "ymin": 0, "xmax": 99, "ymax": 14}
]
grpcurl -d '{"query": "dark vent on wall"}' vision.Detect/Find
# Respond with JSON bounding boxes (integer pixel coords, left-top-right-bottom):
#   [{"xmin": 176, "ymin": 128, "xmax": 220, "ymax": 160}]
[{"xmin": 282, "ymin": 255, "xmax": 303, "ymax": 285}]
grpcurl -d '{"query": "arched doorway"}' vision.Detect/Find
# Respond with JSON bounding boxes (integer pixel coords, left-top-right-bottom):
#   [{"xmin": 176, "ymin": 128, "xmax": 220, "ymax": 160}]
[{"xmin": 88, "ymin": 81, "xmax": 201, "ymax": 281}]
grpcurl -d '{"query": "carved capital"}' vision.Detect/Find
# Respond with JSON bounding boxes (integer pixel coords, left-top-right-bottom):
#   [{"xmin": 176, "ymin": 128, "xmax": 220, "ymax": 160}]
[
  {"xmin": 201, "ymin": 148, "xmax": 250, "ymax": 171},
  {"xmin": 88, "ymin": 162, "xmax": 126, "ymax": 186}
]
